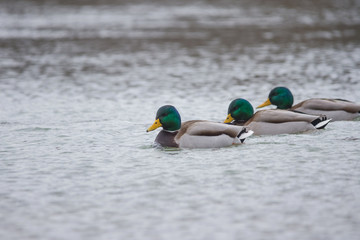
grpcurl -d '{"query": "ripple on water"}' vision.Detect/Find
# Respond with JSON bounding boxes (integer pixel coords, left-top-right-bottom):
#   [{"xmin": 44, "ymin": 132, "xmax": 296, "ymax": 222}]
[{"xmin": 1, "ymin": 1, "xmax": 360, "ymax": 240}]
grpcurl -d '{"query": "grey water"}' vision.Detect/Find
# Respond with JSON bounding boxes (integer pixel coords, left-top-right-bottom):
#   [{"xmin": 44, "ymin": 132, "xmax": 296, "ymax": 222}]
[{"xmin": 1, "ymin": 0, "xmax": 360, "ymax": 239}]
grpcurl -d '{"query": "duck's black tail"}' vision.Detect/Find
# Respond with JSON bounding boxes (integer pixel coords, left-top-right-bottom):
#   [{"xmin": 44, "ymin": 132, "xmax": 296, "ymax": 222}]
[{"xmin": 311, "ymin": 115, "xmax": 332, "ymax": 129}]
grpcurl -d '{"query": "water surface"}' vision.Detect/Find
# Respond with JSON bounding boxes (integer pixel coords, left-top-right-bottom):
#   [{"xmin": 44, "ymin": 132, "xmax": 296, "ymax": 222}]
[{"xmin": 1, "ymin": 0, "xmax": 360, "ymax": 239}]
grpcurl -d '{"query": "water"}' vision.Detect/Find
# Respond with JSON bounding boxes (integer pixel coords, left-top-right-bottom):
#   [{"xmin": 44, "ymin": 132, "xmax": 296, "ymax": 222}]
[{"xmin": 1, "ymin": 0, "xmax": 360, "ymax": 239}]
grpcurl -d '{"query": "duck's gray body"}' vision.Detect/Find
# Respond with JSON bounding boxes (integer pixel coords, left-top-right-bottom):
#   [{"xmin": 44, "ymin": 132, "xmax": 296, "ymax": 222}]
[
  {"xmin": 155, "ymin": 120, "xmax": 253, "ymax": 148},
  {"xmin": 291, "ymin": 98, "xmax": 360, "ymax": 121},
  {"xmin": 234, "ymin": 109, "xmax": 331, "ymax": 135}
]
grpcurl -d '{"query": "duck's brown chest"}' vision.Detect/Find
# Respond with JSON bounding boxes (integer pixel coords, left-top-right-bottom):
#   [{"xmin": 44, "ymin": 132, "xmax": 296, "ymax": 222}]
[{"xmin": 155, "ymin": 130, "xmax": 179, "ymax": 148}]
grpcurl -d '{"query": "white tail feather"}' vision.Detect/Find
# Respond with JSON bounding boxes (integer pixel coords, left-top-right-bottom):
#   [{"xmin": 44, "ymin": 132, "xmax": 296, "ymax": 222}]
[
  {"xmin": 239, "ymin": 130, "xmax": 254, "ymax": 141},
  {"xmin": 314, "ymin": 119, "xmax": 332, "ymax": 129}
]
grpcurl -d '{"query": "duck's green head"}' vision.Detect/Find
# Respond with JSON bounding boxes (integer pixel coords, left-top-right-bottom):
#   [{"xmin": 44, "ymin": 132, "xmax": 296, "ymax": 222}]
[
  {"xmin": 257, "ymin": 86, "xmax": 294, "ymax": 109},
  {"xmin": 224, "ymin": 98, "xmax": 254, "ymax": 123},
  {"xmin": 147, "ymin": 105, "xmax": 181, "ymax": 132}
]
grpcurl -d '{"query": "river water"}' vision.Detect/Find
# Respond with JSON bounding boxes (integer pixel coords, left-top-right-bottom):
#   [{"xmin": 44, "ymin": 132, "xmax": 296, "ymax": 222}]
[{"xmin": 1, "ymin": 0, "xmax": 360, "ymax": 239}]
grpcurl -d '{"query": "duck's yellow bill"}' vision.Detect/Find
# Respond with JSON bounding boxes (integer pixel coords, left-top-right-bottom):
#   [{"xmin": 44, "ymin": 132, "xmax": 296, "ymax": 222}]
[
  {"xmin": 224, "ymin": 114, "xmax": 234, "ymax": 123},
  {"xmin": 147, "ymin": 118, "xmax": 162, "ymax": 132},
  {"xmin": 257, "ymin": 98, "xmax": 271, "ymax": 109}
]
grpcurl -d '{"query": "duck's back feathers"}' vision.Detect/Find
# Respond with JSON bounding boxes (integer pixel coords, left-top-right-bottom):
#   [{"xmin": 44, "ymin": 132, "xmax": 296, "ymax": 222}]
[
  {"xmin": 247, "ymin": 109, "xmax": 318, "ymax": 123},
  {"xmin": 292, "ymin": 98, "xmax": 360, "ymax": 121},
  {"xmin": 178, "ymin": 120, "xmax": 240, "ymax": 138},
  {"xmin": 293, "ymin": 98, "xmax": 360, "ymax": 112}
]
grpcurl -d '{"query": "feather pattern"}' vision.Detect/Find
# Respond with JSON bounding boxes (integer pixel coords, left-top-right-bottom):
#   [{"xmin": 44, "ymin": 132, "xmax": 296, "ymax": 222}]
[{"xmin": 291, "ymin": 98, "xmax": 360, "ymax": 121}]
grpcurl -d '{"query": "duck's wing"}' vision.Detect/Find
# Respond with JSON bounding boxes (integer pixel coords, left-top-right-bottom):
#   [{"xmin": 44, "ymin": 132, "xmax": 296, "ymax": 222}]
[
  {"xmin": 249, "ymin": 109, "xmax": 319, "ymax": 123},
  {"xmin": 178, "ymin": 120, "xmax": 243, "ymax": 138},
  {"xmin": 293, "ymin": 98, "xmax": 360, "ymax": 113}
]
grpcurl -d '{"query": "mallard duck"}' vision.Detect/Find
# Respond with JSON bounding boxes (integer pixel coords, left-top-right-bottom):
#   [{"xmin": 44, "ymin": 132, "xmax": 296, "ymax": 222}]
[
  {"xmin": 147, "ymin": 105, "xmax": 253, "ymax": 148},
  {"xmin": 257, "ymin": 87, "xmax": 360, "ymax": 121},
  {"xmin": 224, "ymin": 98, "xmax": 331, "ymax": 135}
]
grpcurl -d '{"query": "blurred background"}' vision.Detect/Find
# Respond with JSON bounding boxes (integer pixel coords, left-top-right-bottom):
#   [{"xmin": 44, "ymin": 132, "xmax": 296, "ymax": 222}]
[
  {"xmin": 1, "ymin": 0, "xmax": 360, "ymax": 118},
  {"xmin": 1, "ymin": 1, "xmax": 360, "ymax": 240}
]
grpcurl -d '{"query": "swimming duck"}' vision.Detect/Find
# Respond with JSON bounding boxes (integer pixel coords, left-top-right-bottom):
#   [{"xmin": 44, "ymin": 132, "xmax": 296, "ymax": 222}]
[
  {"xmin": 257, "ymin": 87, "xmax": 360, "ymax": 121},
  {"xmin": 147, "ymin": 105, "xmax": 253, "ymax": 148},
  {"xmin": 224, "ymin": 98, "xmax": 331, "ymax": 135}
]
